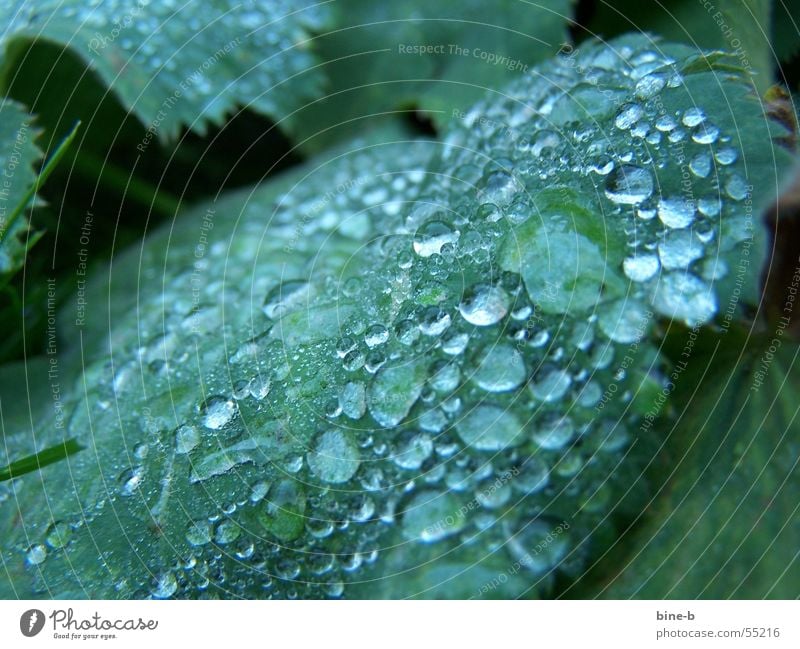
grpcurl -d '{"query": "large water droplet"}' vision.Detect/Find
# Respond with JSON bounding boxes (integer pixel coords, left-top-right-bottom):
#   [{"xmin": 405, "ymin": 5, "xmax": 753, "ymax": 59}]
[
  {"xmin": 604, "ymin": 165, "xmax": 653, "ymax": 205},
  {"xmin": 458, "ymin": 284, "xmax": 510, "ymax": 326},
  {"xmin": 473, "ymin": 344, "xmax": 527, "ymax": 392},
  {"xmin": 623, "ymin": 253, "xmax": 660, "ymax": 282},
  {"xmin": 339, "ymin": 381, "xmax": 367, "ymax": 420},
  {"xmin": 530, "ymin": 368, "xmax": 572, "ymax": 403},
  {"xmin": 532, "ymin": 416, "xmax": 574, "ymax": 451},
  {"xmin": 456, "ymin": 404, "xmax": 524, "ymax": 451},
  {"xmin": 652, "ymin": 273, "xmax": 717, "ymax": 326},
  {"xmin": 367, "ymin": 361, "xmax": 426, "ymax": 428},
  {"xmin": 392, "ymin": 431, "xmax": 434, "ymax": 470},
  {"xmin": 307, "ymin": 430, "xmax": 361, "ymax": 484},
  {"xmin": 413, "ymin": 220, "xmax": 459, "ymax": 257},
  {"xmin": 263, "ymin": 280, "xmax": 310, "ymax": 319},
  {"xmin": 45, "ymin": 521, "xmax": 73, "ymax": 550},
  {"xmin": 200, "ymin": 396, "xmax": 236, "ymax": 430},
  {"xmin": 506, "ymin": 519, "xmax": 569, "ymax": 574},
  {"xmin": 175, "ymin": 424, "xmax": 200, "ymax": 454},
  {"xmin": 658, "ymin": 230, "xmax": 704, "ymax": 270},
  {"xmin": 657, "ymin": 198, "xmax": 696, "ymax": 229},
  {"xmin": 25, "ymin": 544, "xmax": 47, "ymax": 566},
  {"xmin": 597, "ymin": 299, "xmax": 650, "ymax": 344},
  {"xmin": 402, "ymin": 491, "xmax": 466, "ymax": 543}
]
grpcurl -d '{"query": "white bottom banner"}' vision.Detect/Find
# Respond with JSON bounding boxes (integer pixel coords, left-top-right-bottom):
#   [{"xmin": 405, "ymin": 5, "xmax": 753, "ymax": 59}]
[{"xmin": 0, "ymin": 600, "xmax": 797, "ymax": 648}]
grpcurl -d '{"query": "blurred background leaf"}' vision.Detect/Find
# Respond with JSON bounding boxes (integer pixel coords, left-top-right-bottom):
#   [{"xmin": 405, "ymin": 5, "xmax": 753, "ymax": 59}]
[{"xmin": 584, "ymin": 333, "xmax": 800, "ymax": 598}]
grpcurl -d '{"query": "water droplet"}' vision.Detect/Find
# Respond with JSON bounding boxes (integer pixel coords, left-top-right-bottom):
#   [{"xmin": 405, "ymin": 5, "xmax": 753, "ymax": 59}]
[
  {"xmin": 682, "ymin": 107, "xmax": 706, "ymax": 127},
  {"xmin": 395, "ymin": 319, "xmax": 420, "ymax": 346},
  {"xmin": 151, "ymin": 572, "xmax": 178, "ymax": 599},
  {"xmin": 514, "ymin": 458, "xmax": 550, "ymax": 495},
  {"xmin": 263, "ymin": 280, "xmax": 310, "ymax": 319},
  {"xmin": 614, "ymin": 103, "xmax": 643, "ymax": 130},
  {"xmin": 532, "ymin": 415, "xmax": 574, "ymax": 450},
  {"xmin": 402, "ymin": 491, "xmax": 466, "ymax": 543},
  {"xmin": 249, "ymin": 375, "xmax": 271, "ymax": 400},
  {"xmin": 368, "ymin": 362, "xmax": 425, "ymax": 427},
  {"xmin": 458, "ymin": 284, "xmax": 510, "ymax": 326},
  {"xmin": 604, "ymin": 165, "xmax": 653, "ymax": 205},
  {"xmin": 530, "ymin": 368, "xmax": 572, "ymax": 403},
  {"xmin": 307, "ymin": 430, "xmax": 361, "ymax": 484},
  {"xmin": 413, "ymin": 220, "xmax": 459, "ymax": 257},
  {"xmin": 692, "ymin": 122, "xmax": 719, "ymax": 144},
  {"xmin": 200, "ymin": 396, "xmax": 236, "ymax": 430},
  {"xmin": 725, "ymin": 174, "xmax": 749, "ymax": 201},
  {"xmin": 658, "ymin": 229, "xmax": 704, "ymax": 270},
  {"xmin": 598, "ymin": 299, "xmax": 650, "ymax": 343},
  {"xmin": 214, "ymin": 519, "xmax": 241, "ymax": 544},
  {"xmin": 655, "ymin": 114, "xmax": 677, "ymax": 132},
  {"xmin": 715, "ymin": 147, "xmax": 738, "ymax": 165},
  {"xmin": 623, "ymin": 253, "xmax": 660, "ymax": 282},
  {"xmin": 473, "ymin": 344, "xmax": 527, "ymax": 392},
  {"xmin": 456, "ymin": 404, "xmax": 524, "ymax": 451},
  {"xmin": 652, "ymin": 272, "xmax": 717, "ymax": 326},
  {"xmin": 25, "ymin": 544, "xmax": 47, "ymax": 566},
  {"xmin": 657, "ymin": 198, "xmax": 696, "ymax": 229},
  {"xmin": 689, "ymin": 152, "xmax": 711, "ymax": 178},
  {"xmin": 119, "ymin": 466, "xmax": 144, "ymax": 496},
  {"xmin": 419, "ymin": 306, "xmax": 451, "ymax": 336},
  {"xmin": 392, "ymin": 431, "xmax": 434, "ymax": 469},
  {"xmin": 531, "ymin": 130, "xmax": 561, "ymax": 157},
  {"xmin": 364, "ymin": 324, "xmax": 389, "ymax": 348},
  {"xmin": 635, "ymin": 73, "xmax": 666, "ymax": 99},
  {"xmin": 429, "ymin": 360, "xmax": 461, "ymax": 392},
  {"xmin": 45, "ymin": 521, "xmax": 73, "ymax": 550},
  {"xmin": 339, "ymin": 381, "xmax": 367, "ymax": 419},
  {"xmin": 186, "ymin": 520, "xmax": 212, "ymax": 546},
  {"xmin": 506, "ymin": 519, "xmax": 569, "ymax": 574},
  {"xmin": 442, "ymin": 331, "xmax": 470, "ymax": 355}
]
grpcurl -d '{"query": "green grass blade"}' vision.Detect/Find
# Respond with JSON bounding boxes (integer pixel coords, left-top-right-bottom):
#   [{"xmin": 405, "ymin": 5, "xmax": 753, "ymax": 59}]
[
  {"xmin": 0, "ymin": 438, "xmax": 84, "ymax": 481},
  {"xmin": 0, "ymin": 120, "xmax": 80, "ymax": 246}
]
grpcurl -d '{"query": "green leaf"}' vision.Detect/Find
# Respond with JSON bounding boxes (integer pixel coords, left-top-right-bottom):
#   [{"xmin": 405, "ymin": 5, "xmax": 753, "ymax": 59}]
[
  {"xmin": 0, "ymin": 98, "xmax": 41, "ymax": 282},
  {"xmin": 586, "ymin": 0, "xmax": 774, "ymax": 94},
  {"xmin": 0, "ymin": 120, "xmax": 79, "ymax": 249},
  {"xmin": 1, "ymin": 35, "xmax": 795, "ymax": 600},
  {"xmin": 284, "ymin": 0, "xmax": 572, "ymax": 151},
  {"xmin": 595, "ymin": 337, "xmax": 800, "ymax": 598},
  {"xmin": 0, "ymin": 1, "xmax": 331, "ymax": 138}
]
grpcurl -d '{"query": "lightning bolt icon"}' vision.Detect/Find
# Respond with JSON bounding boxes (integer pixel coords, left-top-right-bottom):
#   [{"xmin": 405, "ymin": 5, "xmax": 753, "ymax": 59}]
[{"xmin": 28, "ymin": 611, "xmax": 38, "ymax": 632}]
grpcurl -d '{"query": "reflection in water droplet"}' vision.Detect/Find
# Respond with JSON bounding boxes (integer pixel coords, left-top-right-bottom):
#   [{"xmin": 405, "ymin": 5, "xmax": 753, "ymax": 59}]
[
  {"xmin": 657, "ymin": 198, "xmax": 696, "ymax": 229},
  {"xmin": 473, "ymin": 344, "xmax": 527, "ymax": 392},
  {"xmin": 604, "ymin": 165, "xmax": 653, "ymax": 205},
  {"xmin": 25, "ymin": 544, "xmax": 47, "ymax": 566},
  {"xmin": 458, "ymin": 284, "xmax": 510, "ymax": 326},
  {"xmin": 200, "ymin": 396, "xmax": 236, "ymax": 430},
  {"xmin": 413, "ymin": 220, "xmax": 458, "ymax": 257},
  {"xmin": 623, "ymin": 253, "xmax": 660, "ymax": 282},
  {"xmin": 307, "ymin": 430, "xmax": 361, "ymax": 484}
]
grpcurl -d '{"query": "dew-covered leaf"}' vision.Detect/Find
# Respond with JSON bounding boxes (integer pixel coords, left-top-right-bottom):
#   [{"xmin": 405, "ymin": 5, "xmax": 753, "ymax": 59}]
[
  {"xmin": 0, "ymin": 35, "xmax": 795, "ymax": 599},
  {"xmin": 0, "ymin": 0, "xmax": 330, "ymax": 138}
]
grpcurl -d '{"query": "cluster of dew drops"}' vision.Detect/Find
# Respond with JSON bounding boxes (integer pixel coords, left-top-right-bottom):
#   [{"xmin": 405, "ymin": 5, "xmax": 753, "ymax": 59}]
[{"xmin": 15, "ymin": 38, "xmax": 757, "ymax": 599}]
